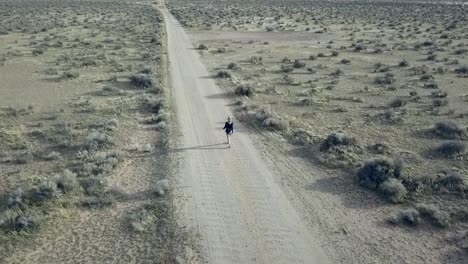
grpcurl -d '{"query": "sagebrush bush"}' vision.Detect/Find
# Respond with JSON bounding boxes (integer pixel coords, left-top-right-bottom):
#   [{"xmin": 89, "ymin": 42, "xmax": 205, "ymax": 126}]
[
  {"xmin": 433, "ymin": 121, "xmax": 466, "ymax": 139},
  {"xmin": 389, "ymin": 98, "xmax": 406, "ymax": 108},
  {"xmin": 417, "ymin": 204, "xmax": 438, "ymax": 217},
  {"xmin": 416, "ymin": 204, "xmax": 450, "ymax": 228},
  {"xmin": 379, "ymin": 178, "xmax": 407, "ymax": 203},
  {"xmin": 43, "ymin": 151, "xmax": 62, "ymax": 161},
  {"xmin": 227, "ymin": 62, "xmax": 239, "ymax": 70},
  {"xmin": 7, "ymin": 188, "xmax": 28, "ymax": 208},
  {"xmin": 293, "ymin": 59, "xmax": 305, "ymax": 69},
  {"xmin": 358, "ymin": 158, "xmax": 402, "ymax": 189},
  {"xmin": 432, "ymin": 211, "xmax": 450, "ymax": 228},
  {"xmin": 281, "ymin": 65, "xmax": 293, "ymax": 73},
  {"xmin": 144, "ymin": 111, "xmax": 169, "ymax": 125},
  {"xmin": 94, "ymin": 118, "xmax": 118, "ymax": 132},
  {"xmin": 48, "ymin": 123, "xmax": 74, "ymax": 147},
  {"xmin": 99, "ymin": 85, "xmax": 125, "ymax": 96},
  {"xmin": 143, "ymin": 97, "xmax": 165, "ymax": 114},
  {"xmin": 155, "ymin": 179, "xmax": 170, "ymax": 196},
  {"xmin": 235, "ymin": 84, "xmax": 254, "ymax": 97},
  {"xmin": 130, "ymin": 74, "xmax": 153, "ymax": 88},
  {"xmin": 216, "ymin": 70, "xmax": 231, "ymax": 78},
  {"xmin": 431, "ymin": 90, "xmax": 448, "ymax": 98},
  {"xmin": 400, "ymin": 209, "xmax": 421, "ymax": 225},
  {"xmin": 435, "ymin": 141, "xmax": 465, "ymax": 157},
  {"xmin": 399, "ymin": 59, "xmax": 409, "ymax": 67},
  {"xmin": 434, "ymin": 172, "xmax": 466, "ymax": 192},
  {"xmin": 80, "ymin": 151, "xmax": 122, "ymax": 178},
  {"xmin": 80, "ymin": 177, "xmax": 107, "ymax": 196},
  {"xmin": 31, "ymin": 180, "xmax": 62, "ymax": 203},
  {"xmin": 198, "ymin": 44, "xmax": 208, "ymax": 50},
  {"xmin": 82, "ymin": 131, "xmax": 114, "ymax": 152},
  {"xmin": 55, "ymin": 170, "xmax": 79, "ymax": 193},
  {"xmin": 320, "ymin": 132, "xmax": 355, "ymax": 151},
  {"xmin": 0, "ymin": 209, "xmax": 39, "ymax": 232},
  {"xmin": 374, "ymin": 73, "xmax": 395, "ymax": 85},
  {"xmin": 262, "ymin": 117, "xmax": 288, "ymax": 131},
  {"xmin": 250, "ymin": 56, "xmax": 262, "ymax": 64},
  {"xmin": 127, "ymin": 204, "xmax": 159, "ymax": 232},
  {"xmin": 455, "ymin": 65, "xmax": 468, "ymax": 75},
  {"xmin": 432, "ymin": 98, "xmax": 448, "ymax": 107},
  {"xmin": 62, "ymin": 71, "xmax": 79, "ymax": 79},
  {"xmin": 340, "ymin": 58, "xmax": 351, "ymax": 64}
]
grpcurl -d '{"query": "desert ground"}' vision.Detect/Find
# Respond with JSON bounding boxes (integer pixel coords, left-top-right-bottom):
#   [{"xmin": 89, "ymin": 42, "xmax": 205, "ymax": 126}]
[
  {"xmin": 0, "ymin": 0, "xmax": 196, "ymax": 263},
  {"xmin": 1, "ymin": 0, "xmax": 468, "ymax": 263}
]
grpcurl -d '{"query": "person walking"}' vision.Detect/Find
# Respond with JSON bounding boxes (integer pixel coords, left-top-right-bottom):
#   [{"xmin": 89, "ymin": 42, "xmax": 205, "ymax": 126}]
[{"xmin": 223, "ymin": 116, "xmax": 234, "ymax": 148}]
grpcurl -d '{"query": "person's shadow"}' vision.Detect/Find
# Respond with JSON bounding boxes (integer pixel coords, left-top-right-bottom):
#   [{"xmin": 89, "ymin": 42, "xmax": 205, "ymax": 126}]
[{"xmin": 172, "ymin": 143, "xmax": 229, "ymax": 152}]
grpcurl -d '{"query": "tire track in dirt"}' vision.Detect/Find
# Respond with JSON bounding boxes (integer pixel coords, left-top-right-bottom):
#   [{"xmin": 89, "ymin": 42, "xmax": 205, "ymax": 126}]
[{"xmin": 161, "ymin": 6, "xmax": 330, "ymax": 264}]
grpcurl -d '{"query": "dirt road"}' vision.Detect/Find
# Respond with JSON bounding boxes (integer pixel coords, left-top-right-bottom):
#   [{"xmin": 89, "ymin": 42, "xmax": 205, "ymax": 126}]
[{"xmin": 160, "ymin": 7, "xmax": 330, "ymax": 264}]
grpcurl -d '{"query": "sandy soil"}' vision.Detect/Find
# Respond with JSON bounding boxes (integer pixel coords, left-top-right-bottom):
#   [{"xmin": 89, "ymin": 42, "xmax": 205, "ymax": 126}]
[{"xmin": 0, "ymin": 1, "xmax": 189, "ymax": 263}]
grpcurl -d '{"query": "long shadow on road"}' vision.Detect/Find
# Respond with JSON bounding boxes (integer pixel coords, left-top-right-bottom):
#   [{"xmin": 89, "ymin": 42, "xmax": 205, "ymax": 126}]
[{"xmin": 172, "ymin": 143, "xmax": 229, "ymax": 152}]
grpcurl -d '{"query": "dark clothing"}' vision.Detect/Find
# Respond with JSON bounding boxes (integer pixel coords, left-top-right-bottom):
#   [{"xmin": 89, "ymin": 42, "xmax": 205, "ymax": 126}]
[{"xmin": 223, "ymin": 122, "xmax": 234, "ymax": 134}]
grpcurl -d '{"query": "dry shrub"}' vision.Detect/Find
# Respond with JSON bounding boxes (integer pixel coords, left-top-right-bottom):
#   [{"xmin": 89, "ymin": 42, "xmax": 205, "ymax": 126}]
[
  {"xmin": 435, "ymin": 141, "xmax": 465, "ymax": 157},
  {"xmin": 378, "ymin": 178, "xmax": 407, "ymax": 203},
  {"xmin": 320, "ymin": 132, "xmax": 355, "ymax": 151},
  {"xmin": 358, "ymin": 157, "xmax": 402, "ymax": 190},
  {"xmin": 433, "ymin": 121, "xmax": 466, "ymax": 140},
  {"xmin": 235, "ymin": 84, "xmax": 254, "ymax": 97},
  {"xmin": 400, "ymin": 209, "xmax": 421, "ymax": 225},
  {"xmin": 216, "ymin": 70, "xmax": 231, "ymax": 78},
  {"xmin": 130, "ymin": 74, "xmax": 154, "ymax": 88}
]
